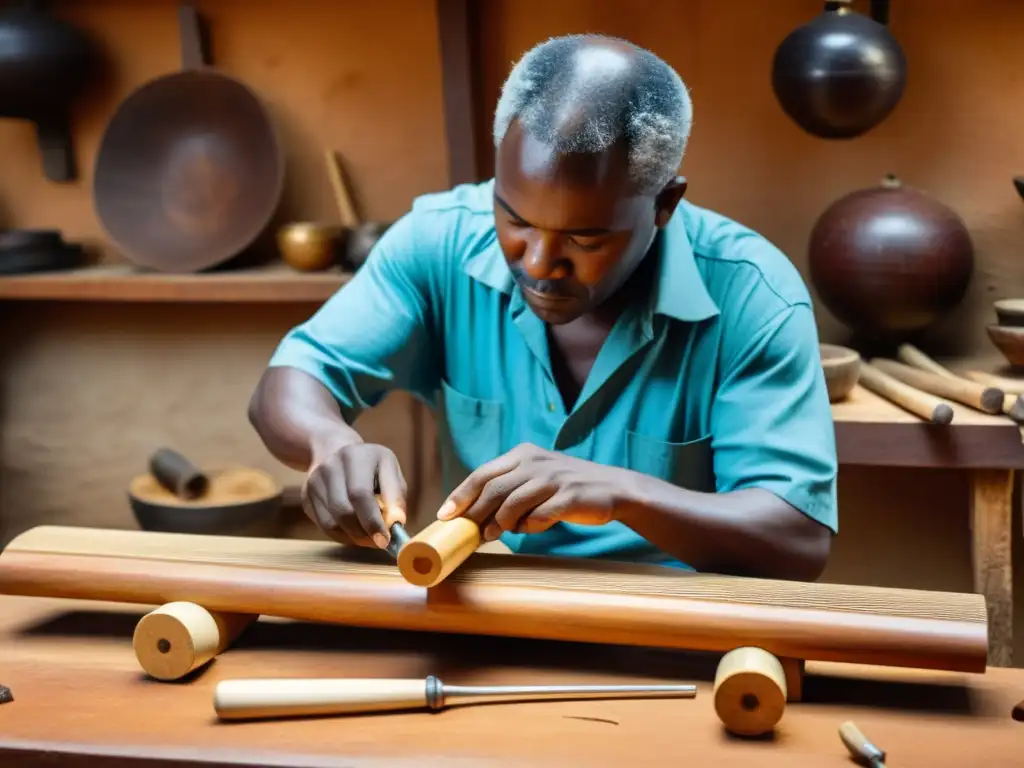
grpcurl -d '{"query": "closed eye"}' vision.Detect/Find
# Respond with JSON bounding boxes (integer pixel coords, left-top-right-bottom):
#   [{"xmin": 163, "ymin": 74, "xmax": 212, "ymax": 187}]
[{"xmin": 569, "ymin": 236, "xmax": 609, "ymax": 252}]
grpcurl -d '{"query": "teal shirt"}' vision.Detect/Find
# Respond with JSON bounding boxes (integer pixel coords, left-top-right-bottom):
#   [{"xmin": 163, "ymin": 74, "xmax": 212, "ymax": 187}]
[{"xmin": 268, "ymin": 179, "xmax": 838, "ymax": 568}]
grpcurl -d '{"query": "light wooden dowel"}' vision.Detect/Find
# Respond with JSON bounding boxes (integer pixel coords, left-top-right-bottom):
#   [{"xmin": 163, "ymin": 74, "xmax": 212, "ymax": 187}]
[
  {"xmin": 214, "ymin": 678, "xmax": 428, "ymax": 721},
  {"xmin": 397, "ymin": 517, "xmax": 481, "ymax": 587},
  {"xmin": 964, "ymin": 370, "xmax": 1024, "ymax": 395},
  {"xmin": 871, "ymin": 358, "xmax": 1004, "ymax": 414},
  {"xmin": 858, "ymin": 363, "xmax": 955, "ymax": 424},
  {"xmin": 713, "ymin": 647, "xmax": 788, "ymax": 737},
  {"xmin": 897, "ymin": 343, "xmax": 958, "ymax": 379},
  {"xmin": 133, "ymin": 602, "xmax": 256, "ymax": 681}
]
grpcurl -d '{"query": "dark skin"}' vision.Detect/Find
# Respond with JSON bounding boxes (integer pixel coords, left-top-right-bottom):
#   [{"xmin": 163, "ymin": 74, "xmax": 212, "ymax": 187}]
[{"xmin": 249, "ymin": 41, "xmax": 832, "ymax": 580}]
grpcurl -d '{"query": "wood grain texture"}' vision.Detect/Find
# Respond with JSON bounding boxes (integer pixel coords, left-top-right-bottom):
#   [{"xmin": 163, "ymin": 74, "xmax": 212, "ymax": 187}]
[
  {"xmin": 0, "ymin": 526, "xmax": 989, "ymax": 673},
  {"xmin": 970, "ymin": 469, "xmax": 1015, "ymax": 667},
  {"xmin": 3, "ymin": 596, "xmax": 1024, "ymax": 767}
]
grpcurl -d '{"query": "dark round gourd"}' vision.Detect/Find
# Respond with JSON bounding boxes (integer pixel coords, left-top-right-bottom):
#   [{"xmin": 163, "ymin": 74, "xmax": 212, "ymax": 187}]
[
  {"xmin": 771, "ymin": 2, "xmax": 907, "ymax": 139},
  {"xmin": 808, "ymin": 175, "xmax": 974, "ymax": 339},
  {"xmin": 0, "ymin": 3, "xmax": 94, "ymax": 120}
]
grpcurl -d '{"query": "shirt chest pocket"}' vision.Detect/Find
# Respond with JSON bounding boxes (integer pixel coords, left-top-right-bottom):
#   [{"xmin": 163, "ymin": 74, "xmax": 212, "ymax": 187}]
[
  {"xmin": 438, "ymin": 379, "xmax": 504, "ymax": 484},
  {"xmin": 625, "ymin": 431, "xmax": 716, "ymax": 493}
]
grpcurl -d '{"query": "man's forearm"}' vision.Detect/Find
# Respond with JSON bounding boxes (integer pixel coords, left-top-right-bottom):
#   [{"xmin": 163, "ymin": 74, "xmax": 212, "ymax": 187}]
[
  {"xmin": 248, "ymin": 367, "xmax": 363, "ymax": 471},
  {"xmin": 615, "ymin": 474, "xmax": 832, "ymax": 581}
]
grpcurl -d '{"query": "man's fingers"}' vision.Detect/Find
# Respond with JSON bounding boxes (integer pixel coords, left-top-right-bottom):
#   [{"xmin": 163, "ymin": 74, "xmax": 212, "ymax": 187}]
[
  {"xmin": 320, "ymin": 465, "xmax": 371, "ymax": 546},
  {"xmin": 376, "ymin": 452, "xmax": 408, "ymax": 528},
  {"xmin": 341, "ymin": 451, "xmax": 390, "ymax": 548},
  {"xmin": 438, "ymin": 450, "xmax": 523, "ymax": 520},
  {"xmin": 516, "ymin": 492, "xmax": 571, "ymax": 534},
  {"xmin": 484, "ymin": 479, "xmax": 556, "ymax": 541},
  {"xmin": 459, "ymin": 467, "xmax": 535, "ymax": 528}
]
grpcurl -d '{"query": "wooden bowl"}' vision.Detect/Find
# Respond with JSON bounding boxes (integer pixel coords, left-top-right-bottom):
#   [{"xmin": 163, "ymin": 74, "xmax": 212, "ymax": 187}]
[
  {"xmin": 276, "ymin": 222, "xmax": 343, "ymax": 272},
  {"xmin": 986, "ymin": 324, "xmax": 1024, "ymax": 368},
  {"xmin": 129, "ymin": 466, "xmax": 284, "ymax": 537},
  {"xmin": 993, "ymin": 299, "xmax": 1024, "ymax": 328},
  {"xmin": 820, "ymin": 343, "xmax": 862, "ymax": 402}
]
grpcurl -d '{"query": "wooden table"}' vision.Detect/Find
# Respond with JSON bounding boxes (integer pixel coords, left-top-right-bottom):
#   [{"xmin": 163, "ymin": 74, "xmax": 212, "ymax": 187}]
[
  {"xmin": 831, "ymin": 385, "xmax": 1024, "ymax": 668},
  {"xmin": 1, "ymin": 595, "xmax": 1022, "ymax": 767}
]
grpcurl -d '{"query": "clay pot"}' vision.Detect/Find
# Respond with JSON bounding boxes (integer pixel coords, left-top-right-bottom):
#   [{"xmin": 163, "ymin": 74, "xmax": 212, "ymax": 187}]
[
  {"xmin": 808, "ymin": 174, "xmax": 974, "ymax": 340},
  {"xmin": 772, "ymin": 1, "xmax": 906, "ymax": 139},
  {"xmin": 0, "ymin": 2, "xmax": 97, "ymax": 181}
]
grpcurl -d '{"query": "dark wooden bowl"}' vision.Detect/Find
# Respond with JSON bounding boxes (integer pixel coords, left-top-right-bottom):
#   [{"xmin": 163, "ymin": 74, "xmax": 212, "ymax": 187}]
[
  {"xmin": 986, "ymin": 325, "xmax": 1024, "ymax": 368},
  {"xmin": 820, "ymin": 343, "xmax": 862, "ymax": 402},
  {"xmin": 128, "ymin": 466, "xmax": 284, "ymax": 537}
]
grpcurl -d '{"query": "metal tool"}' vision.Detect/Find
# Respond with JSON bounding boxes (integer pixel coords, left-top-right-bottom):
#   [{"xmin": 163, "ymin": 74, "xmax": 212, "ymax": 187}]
[
  {"xmin": 213, "ymin": 675, "xmax": 697, "ymax": 721},
  {"xmin": 384, "ymin": 521, "xmax": 410, "ymax": 560},
  {"xmin": 839, "ymin": 720, "xmax": 886, "ymax": 767}
]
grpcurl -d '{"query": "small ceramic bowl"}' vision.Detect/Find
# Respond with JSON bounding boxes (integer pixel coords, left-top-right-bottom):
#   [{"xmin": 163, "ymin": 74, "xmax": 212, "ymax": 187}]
[
  {"xmin": 986, "ymin": 324, "xmax": 1024, "ymax": 368},
  {"xmin": 820, "ymin": 344, "xmax": 862, "ymax": 402},
  {"xmin": 993, "ymin": 299, "xmax": 1024, "ymax": 328}
]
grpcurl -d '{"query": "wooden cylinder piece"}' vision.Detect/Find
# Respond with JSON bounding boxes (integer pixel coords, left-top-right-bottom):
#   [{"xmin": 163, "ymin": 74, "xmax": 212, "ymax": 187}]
[
  {"xmin": 713, "ymin": 647, "xmax": 788, "ymax": 737},
  {"xmin": 133, "ymin": 601, "xmax": 256, "ymax": 681},
  {"xmin": 149, "ymin": 448, "xmax": 209, "ymax": 499},
  {"xmin": 396, "ymin": 517, "xmax": 481, "ymax": 587}
]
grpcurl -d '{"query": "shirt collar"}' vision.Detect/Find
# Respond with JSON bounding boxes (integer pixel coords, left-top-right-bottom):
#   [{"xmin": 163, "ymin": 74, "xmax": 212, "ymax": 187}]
[{"xmin": 462, "ymin": 198, "xmax": 719, "ymax": 324}]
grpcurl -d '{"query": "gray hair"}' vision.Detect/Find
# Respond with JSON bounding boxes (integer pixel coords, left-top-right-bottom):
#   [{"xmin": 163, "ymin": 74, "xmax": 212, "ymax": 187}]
[{"xmin": 493, "ymin": 35, "xmax": 693, "ymax": 193}]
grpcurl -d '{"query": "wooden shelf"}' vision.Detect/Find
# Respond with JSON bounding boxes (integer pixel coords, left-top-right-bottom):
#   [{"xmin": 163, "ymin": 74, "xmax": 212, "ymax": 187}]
[
  {"xmin": 0, "ymin": 263, "xmax": 350, "ymax": 303},
  {"xmin": 832, "ymin": 385, "xmax": 1024, "ymax": 469}
]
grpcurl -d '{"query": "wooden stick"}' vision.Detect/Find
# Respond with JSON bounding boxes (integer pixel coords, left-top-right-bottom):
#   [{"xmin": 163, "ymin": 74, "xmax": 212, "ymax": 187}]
[
  {"xmin": 397, "ymin": 517, "xmax": 481, "ymax": 587},
  {"xmin": 324, "ymin": 149, "xmax": 360, "ymax": 228},
  {"xmin": 964, "ymin": 370, "xmax": 1024, "ymax": 395},
  {"xmin": 133, "ymin": 601, "xmax": 255, "ymax": 681},
  {"xmin": 897, "ymin": 343, "xmax": 958, "ymax": 379},
  {"xmin": 858, "ymin": 363, "xmax": 955, "ymax": 423},
  {"xmin": 0, "ymin": 526, "xmax": 989, "ymax": 674},
  {"xmin": 871, "ymin": 358, "xmax": 1005, "ymax": 414},
  {"xmin": 713, "ymin": 647, "xmax": 788, "ymax": 737},
  {"xmin": 212, "ymin": 676, "xmax": 698, "ymax": 721}
]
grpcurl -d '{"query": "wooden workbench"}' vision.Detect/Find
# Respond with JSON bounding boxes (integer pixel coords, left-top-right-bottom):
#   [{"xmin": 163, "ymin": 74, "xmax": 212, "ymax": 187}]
[
  {"xmin": 831, "ymin": 384, "xmax": 1024, "ymax": 668},
  {"xmin": 1, "ymin": 595, "xmax": 1022, "ymax": 767}
]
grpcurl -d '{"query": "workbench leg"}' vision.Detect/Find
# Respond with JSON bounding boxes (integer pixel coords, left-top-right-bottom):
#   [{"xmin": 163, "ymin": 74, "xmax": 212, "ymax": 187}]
[{"xmin": 969, "ymin": 469, "xmax": 1014, "ymax": 667}]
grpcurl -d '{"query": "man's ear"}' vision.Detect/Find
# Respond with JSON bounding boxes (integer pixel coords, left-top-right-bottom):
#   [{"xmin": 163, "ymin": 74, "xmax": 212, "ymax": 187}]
[{"xmin": 654, "ymin": 177, "xmax": 687, "ymax": 227}]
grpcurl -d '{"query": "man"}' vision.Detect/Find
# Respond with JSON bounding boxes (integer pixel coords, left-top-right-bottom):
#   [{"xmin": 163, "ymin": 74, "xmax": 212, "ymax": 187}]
[{"xmin": 249, "ymin": 34, "xmax": 837, "ymax": 581}]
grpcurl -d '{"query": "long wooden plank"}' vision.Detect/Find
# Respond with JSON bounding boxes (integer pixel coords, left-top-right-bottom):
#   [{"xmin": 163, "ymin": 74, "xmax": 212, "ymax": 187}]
[{"xmin": 0, "ymin": 526, "xmax": 989, "ymax": 673}]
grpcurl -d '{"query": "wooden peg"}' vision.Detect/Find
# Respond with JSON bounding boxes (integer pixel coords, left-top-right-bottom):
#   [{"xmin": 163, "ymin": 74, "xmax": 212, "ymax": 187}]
[
  {"xmin": 859, "ymin": 362, "xmax": 954, "ymax": 423},
  {"xmin": 713, "ymin": 647, "xmax": 789, "ymax": 737},
  {"xmin": 133, "ymin": 601, "xmax": 256, "ymax": 681},
  {"xmin": 396, "ymin": 517, "xmax": 481, "ymax": 587},
  {"xmin": 871, "ymin": 358, "xmax": 1004, "ymax": 414}
]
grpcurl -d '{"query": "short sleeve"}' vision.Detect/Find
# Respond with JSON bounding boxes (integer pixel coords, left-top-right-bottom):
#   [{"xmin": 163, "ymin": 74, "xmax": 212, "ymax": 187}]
[
  {"xmin": 710, "ymin": 304, "xmax": 838, "ymax": 533},
  {"xmin": 268, "ymin": 210, "xmax": 442, "ymax": 424}
]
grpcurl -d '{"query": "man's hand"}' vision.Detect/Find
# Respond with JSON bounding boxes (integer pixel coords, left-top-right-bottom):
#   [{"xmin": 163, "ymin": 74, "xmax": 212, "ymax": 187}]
[
  {"xmin": 302, "ymin": 443, "xmax": 407, "ymax": 548},
  {"xmin": 437, "ymin": 443, "xmax": 638, "ymax": 541}
]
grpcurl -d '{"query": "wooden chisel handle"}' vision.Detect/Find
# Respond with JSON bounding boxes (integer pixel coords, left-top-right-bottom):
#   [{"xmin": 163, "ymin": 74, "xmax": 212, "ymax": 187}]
[
  {"xmin": 839, "ymin": 720, "xmax": 887, "ymax": 767},
  {"xmin": 858, "ymin": 363, "xmax": 954, "ymax": 424},
  {"xmin": 871, "ymin": 358, "xmax": 1005, "ymax": 414},
  {"xmin": 214, "ymin": 678, "xmax": 429, "ymax": 720}
]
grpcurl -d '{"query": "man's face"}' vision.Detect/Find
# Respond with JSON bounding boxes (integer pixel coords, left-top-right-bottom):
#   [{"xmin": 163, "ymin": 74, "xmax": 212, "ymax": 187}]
[{"xmin": 493, "ymin": 120, "xmax": 684, "ymax": 325}]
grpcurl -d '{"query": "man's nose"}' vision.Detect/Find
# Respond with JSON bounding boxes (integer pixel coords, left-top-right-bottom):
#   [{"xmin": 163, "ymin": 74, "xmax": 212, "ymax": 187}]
[{"xmin": 522, "ymin": 233, "xmax": 571, "ymax": 280}]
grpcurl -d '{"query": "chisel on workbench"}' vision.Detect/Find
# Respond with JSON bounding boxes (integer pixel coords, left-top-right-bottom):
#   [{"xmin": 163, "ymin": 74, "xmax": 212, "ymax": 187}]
[
  {"xmin": 213, "ymin": 675, "xmax": 697, "ymax": 721},
  {"xmin": 840, "ymin": 720, "xmax": 886, "ymax": 767}
]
